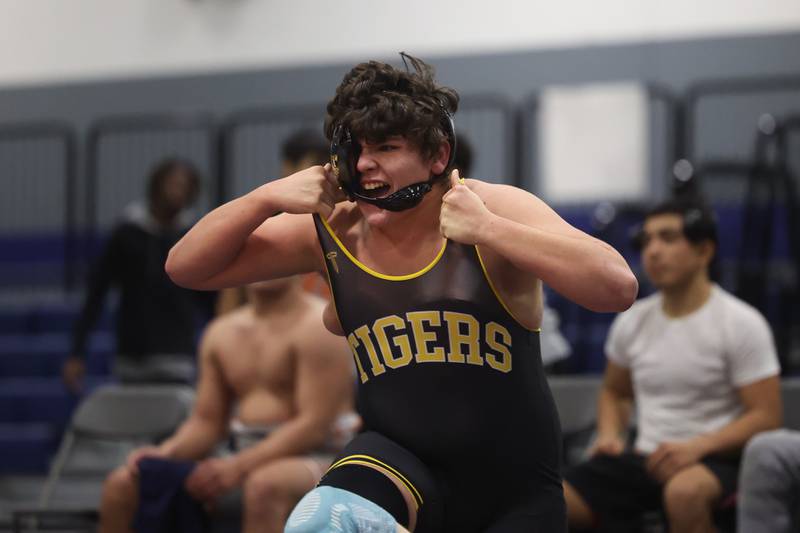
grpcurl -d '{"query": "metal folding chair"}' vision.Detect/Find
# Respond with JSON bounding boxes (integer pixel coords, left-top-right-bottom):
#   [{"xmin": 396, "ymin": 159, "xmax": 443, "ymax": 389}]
[{"xmin": 13, "ymin": 383, "xmax": 194, "ymax": 532}]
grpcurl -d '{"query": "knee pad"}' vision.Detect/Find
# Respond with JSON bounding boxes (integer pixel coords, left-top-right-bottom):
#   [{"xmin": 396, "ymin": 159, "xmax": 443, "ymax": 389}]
[
  {"xmin": 319, "ymin": 431, "xmax": 443, "ymax": 533},
  {"xmin": 285, "ymin": 486, "xmax": 397, "ymax": 533}
]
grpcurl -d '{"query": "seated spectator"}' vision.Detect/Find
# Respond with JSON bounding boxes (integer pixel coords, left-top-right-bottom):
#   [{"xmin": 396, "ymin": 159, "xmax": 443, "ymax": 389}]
[
  {"xmin": 738, "ymin": 429, "xmax": 800, "ymax": 533},
  {"xmin": 99, "ymin": 277, "xmax": 356, "ymax": 533},
  {"xmin": 63, "ymin": 158, "xmax": 214, "ymax": 390},
  {"xmin": 563, "ymin": 197, "xmax": 782, "ymax": 533}
]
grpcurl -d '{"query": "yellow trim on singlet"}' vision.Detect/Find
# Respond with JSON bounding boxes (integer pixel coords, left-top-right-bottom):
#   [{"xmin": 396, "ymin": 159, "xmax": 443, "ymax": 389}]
[
  {"xmin": 474, "ymin": 245, "xmax": 540, "ymax": 333},
  {"xmin": 328, "ymin": 459, "xmax": 420, "ymax": 511},
  {"xmin": 320, "ymin": 216, "xmax": 447, "ymax": 281},
  {"xmin": 316, "ymin": 234, "xmax": 345, "ymax": 337},
  {"xmin": 326, "ymin": 454, "xmax": 424, "ymax": 506}
]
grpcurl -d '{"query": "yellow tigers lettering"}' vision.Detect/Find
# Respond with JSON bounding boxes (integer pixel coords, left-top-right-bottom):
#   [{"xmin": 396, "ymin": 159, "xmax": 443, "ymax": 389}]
[
  {"xmin": 485, "ymin": 321, "xmax": 513, "ymax": 373},
  {"xmin": 406, "ymin": 311, "xmax": 446, "ymax": 363},
  {"xmin": 373, "ymin": 315, "xmax": 414, "ymax": 369},
  {"xmin": 348, "ymin": 311, "xmax": 514, "ymax": 379}
]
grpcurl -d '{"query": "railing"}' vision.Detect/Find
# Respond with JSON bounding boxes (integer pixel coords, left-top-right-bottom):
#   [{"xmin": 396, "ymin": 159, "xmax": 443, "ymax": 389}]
[
  {"xmin": 679, "ymin": 75, "xmax": 800, "ymax": 165},
  {"xmin": 0, "ymin": 121, "xmax": 78, "ymax": 290},
  {"xmin": 453, "ymin": 95, "xmax": 517, "ymax": 185},
  {"xmin": 220, "ymin": 104, "xmax": 324, "ymax": 201}
]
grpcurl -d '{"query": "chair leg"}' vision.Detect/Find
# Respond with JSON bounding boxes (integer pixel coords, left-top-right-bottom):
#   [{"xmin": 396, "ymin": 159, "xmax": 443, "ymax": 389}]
[{"xmin": 38, "ymin": 431, "xmax": 75, "ymax": 509}]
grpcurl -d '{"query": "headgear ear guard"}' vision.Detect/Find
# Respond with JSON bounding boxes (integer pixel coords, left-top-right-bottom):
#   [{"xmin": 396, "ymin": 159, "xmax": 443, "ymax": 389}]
[
  {"xmin": 329, "ymin": 107, "xmax": 457, "ymax": 212},
  {"xmin": 630, "ymin": 204, "xmax": 718, "ymax": 252}
]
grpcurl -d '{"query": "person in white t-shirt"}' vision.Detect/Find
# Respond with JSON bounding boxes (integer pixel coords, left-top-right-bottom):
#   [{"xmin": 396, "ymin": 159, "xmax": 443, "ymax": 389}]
[{"xmin": 563, "ymin": 197, "xmax": 782, "ymax": 533}]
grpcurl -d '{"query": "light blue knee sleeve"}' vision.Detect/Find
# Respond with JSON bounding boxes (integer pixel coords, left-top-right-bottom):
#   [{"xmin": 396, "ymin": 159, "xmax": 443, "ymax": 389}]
[{"xmin": 285, "ymin": 486, "xmax": 397, "ymax": 533}]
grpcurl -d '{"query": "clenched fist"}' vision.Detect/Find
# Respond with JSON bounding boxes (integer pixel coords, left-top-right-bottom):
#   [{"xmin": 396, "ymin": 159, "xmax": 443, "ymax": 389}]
[
  {"xmin": 265, "ymin": 164, "xmax": 348, "ymax": 218},
  {"xmin": 439, "ymin": 169, "xmax": 493, "ymax": 245}
]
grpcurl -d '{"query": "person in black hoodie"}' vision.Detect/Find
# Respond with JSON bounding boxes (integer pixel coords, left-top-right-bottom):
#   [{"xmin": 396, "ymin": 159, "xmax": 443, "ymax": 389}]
[{"xmin": 63, "ymin": 157, "xmax": 213, "ymax": 391}]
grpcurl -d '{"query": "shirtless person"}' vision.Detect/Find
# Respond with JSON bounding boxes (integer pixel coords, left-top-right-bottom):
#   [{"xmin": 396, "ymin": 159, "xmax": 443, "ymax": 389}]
[{"xmin": 98, "ymin": 276, "xmax": 355, "ymax": 533}]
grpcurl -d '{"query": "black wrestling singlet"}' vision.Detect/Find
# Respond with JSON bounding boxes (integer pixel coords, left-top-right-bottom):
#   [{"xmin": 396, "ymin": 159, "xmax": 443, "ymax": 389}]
[{"xmin": 314, "ymin": 214, "xmax": 563, "ymax": 531}]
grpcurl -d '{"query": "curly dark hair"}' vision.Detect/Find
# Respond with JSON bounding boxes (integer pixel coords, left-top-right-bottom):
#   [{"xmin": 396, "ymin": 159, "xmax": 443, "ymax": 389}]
[
  {"xmin": 324, "ymin": 53, "xmax": 459, "ymax": 166},
  {"xmin": 147, "ymin": 157, "xmax": 200, "ymax": 207}
]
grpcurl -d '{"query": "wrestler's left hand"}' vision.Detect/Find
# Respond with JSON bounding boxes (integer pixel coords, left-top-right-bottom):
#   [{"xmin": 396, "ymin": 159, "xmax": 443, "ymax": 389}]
[
  {"xmin": 439, "ymin": 169, "xmax": 493, "ymax": 245},
  {"xmin": 184, "ymin": 456, "xmax": 242, "ymax": 502}
]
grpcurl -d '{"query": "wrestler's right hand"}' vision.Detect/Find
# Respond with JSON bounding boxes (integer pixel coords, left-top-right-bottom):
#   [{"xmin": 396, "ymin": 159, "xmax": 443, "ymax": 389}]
[
  {"xmin": 125, "ymin": 445, "xmax": 166, "ymax": 476},
  {"xmin": 265, "ymin": 164, "xmax": 347, "ymax": 218},
  {"xmin": 587, "ymin": 434, "xmax": 625, "ymax": 457}
]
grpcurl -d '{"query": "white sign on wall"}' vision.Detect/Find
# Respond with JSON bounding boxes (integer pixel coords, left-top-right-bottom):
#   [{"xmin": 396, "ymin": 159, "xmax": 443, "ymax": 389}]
[{"xmin": 539, "ymin": 82, "xmax": 649, "ymax": 203}]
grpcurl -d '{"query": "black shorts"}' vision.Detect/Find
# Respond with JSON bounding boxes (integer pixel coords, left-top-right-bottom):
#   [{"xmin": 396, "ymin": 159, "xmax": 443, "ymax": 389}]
[
  {"xmin": 564, "ymin": 452, "xmax": 740, "ymax": 531},
  {"xmin": 321, "ymin": 431, "xmax": 566, "ymax": 533}
]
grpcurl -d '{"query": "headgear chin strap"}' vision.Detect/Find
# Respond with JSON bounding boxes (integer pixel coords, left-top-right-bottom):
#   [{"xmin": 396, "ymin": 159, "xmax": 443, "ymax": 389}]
[{"xmin": 329, "ymin": 110, "xmax": 456, "ymax": 212}]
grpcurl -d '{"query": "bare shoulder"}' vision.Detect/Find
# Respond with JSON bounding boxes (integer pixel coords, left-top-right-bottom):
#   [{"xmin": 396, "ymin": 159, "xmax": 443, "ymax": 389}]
[
  {"xmin": 468, "ymin": 179, "xmax": 583, "ymax": 236},
  {"xmin": 202, "ymin": 307, "xmax": 251, "ymax": 350},
  {"xmin": 469, "ymin": 180, "xmax": 544, "ymax": 213}
]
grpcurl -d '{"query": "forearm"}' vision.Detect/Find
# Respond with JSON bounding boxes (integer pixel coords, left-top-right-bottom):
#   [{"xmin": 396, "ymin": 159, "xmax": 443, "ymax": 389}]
[
  {"xmin": 596, "ymin": 388, "xmax": 631, "ymax": 439},
  {"xmin": 231, "ymin": 416, "xmax": 329, "ymax": 474},
  {"xmin": 158, "ymin": 418, "xmax": 226, "ymax": 460},
  {"xmin": 692, "ymin": 408, "xmax": 782, "ymax": 458},
  {"xmin": 478, "ymin": 214, "xmax": 637, "ymax": 312},
  {"xmin": 166, "ymin": 184, "xmax": 278, "ymax": 288}
]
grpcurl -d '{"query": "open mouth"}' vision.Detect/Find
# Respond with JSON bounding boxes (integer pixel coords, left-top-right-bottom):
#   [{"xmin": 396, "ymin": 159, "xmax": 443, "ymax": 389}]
[{"xmin": 360, "ymin": 181, "xmax": 391, "ymax": 199}]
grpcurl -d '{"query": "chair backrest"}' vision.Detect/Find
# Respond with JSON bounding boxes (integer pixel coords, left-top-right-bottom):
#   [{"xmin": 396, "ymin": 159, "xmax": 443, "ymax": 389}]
[
  {"xmin": 547, "ymin": 375, "xmax": 602, "ymax": 435},
  {"xmin": 38, "ymin": 384, "xmax": 195, "ymax": 509},
  {"xmin": 71, "ymin": 383, "xmax": 195, "ymax": 440},
  {"xmin": 781, "ymin": 378, "xmax": 800, "ymax": 431}
]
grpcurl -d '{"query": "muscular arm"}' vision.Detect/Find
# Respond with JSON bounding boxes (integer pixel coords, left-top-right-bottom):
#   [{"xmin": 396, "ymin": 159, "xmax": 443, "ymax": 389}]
[
  {"xmin": 166, "ymin": 166, "xmax": 345, "ymax": 290},
  {"xmin": 481, "ymin": 184, "xmax": 636, "ymax": 312},
  {"xmin": 157, "ymin": 322, "xmax": 234, "ymax": 460},
  {"xmin": 441, "ymin": 177, "xmax": 638, "ymax": 312},
  {"xmin": 692, "ymin": 376, "xmax": 782, "ymax": 457},
  {"xmin": 229, "ymin": 318, "xmax": 354, "ymax": 474}
]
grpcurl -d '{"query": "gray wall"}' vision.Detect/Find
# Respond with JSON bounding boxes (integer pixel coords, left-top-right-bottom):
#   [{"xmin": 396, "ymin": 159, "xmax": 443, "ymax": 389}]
[
  {"xmin": 1, "ymin": 29, "xmax": 799, "ymax": 233},
  {"xmin": 3, "ymin": 31, "xmax": 800, "ymax": 122}
]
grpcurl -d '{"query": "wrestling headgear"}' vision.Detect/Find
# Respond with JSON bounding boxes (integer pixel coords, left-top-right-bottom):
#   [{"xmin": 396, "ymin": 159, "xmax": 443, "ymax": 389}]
[{"xmin": 329, "ymin": 109, "xmax": 457, "ymax": 212}]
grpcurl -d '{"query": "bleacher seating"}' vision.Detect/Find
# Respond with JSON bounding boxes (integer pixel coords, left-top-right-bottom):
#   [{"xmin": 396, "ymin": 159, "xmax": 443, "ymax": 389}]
[
  {"xmin": 0, "ymin": 234, "xmax": 69, "ymax": 290},
  {"xmin": 0, "ymin": 294, "xmax": 117, "ymax": 476},
  {"xmin": 0, "ymin": 291, "xmax": 117, "ymax": 530},
  {"xmin": 0, "ymin": 424, "xmax": 55, "ymax": 474}
]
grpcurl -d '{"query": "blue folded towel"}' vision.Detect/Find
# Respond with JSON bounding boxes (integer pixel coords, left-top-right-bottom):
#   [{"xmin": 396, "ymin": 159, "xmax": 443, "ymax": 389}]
[{"xmin": 133, "ymin": 457, "xmax": 208, "ymax": 533}]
